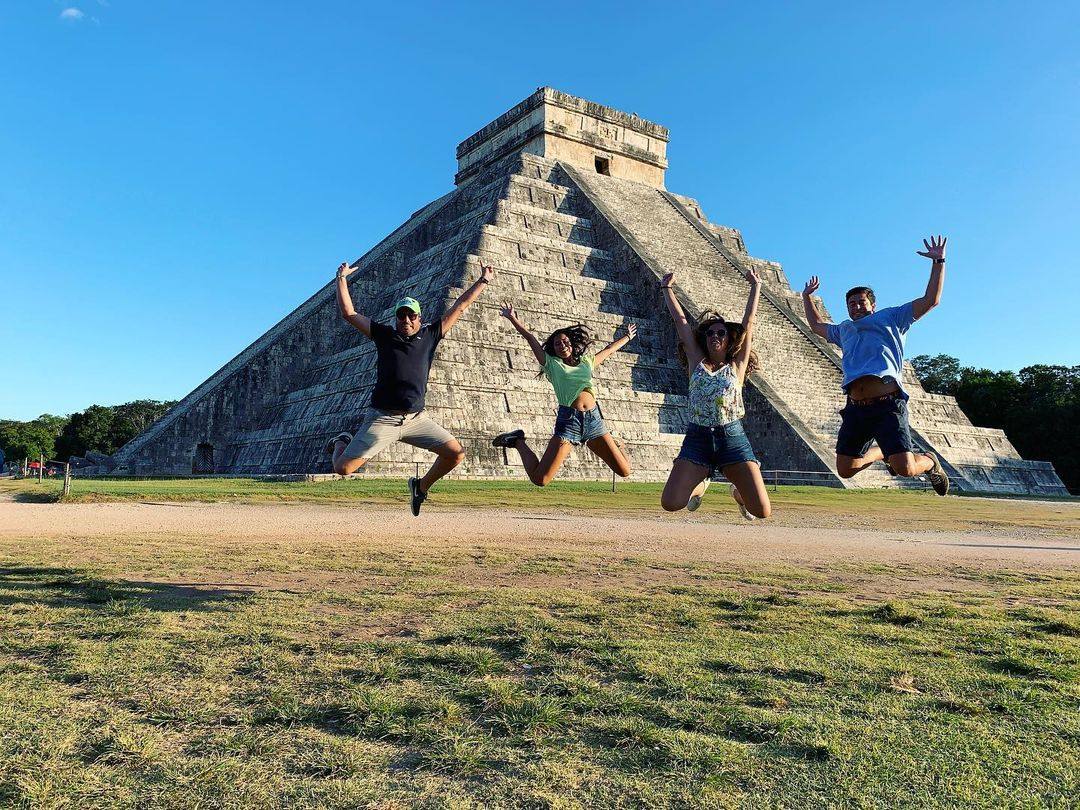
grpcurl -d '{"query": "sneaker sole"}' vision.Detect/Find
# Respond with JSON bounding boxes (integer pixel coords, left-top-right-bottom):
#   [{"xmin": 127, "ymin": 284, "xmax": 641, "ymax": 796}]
[
  {"xmin": 491, "ymin": 430, "xmax": 524, "ymax": 448},
  {"xmin": 730, "ymin": 484, "xmax": 756, "ymax": 521},
  {"xmin": 408, "ymin": 477, "xmax": 423, "ymax": 516},
  {"xmin": 925, "ymin": 453, "xmax": 950, "ymax": 496}
]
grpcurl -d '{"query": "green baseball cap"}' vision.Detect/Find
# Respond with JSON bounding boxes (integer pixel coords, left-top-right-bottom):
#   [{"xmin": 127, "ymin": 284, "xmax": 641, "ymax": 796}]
[{"xmin": 394, "ymin": 297, "xmax": 422, "ymax": 316}]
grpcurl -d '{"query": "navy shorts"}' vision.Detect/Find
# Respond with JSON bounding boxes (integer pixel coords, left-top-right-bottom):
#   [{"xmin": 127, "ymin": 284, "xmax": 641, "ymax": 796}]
[
  {"xmin": 836, "ymin": 394, "xmax": 917, "ymax": 458},
  {"xmin": 553, "ymin": 404, "xmax": 608, "ymax": 446},
  {"xmin": 677, "ymin": 420, "xmax": 759, "ymax": 476}
]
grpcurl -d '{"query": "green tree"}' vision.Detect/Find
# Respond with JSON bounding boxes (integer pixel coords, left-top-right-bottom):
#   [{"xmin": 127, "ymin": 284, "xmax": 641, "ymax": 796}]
[
  {"xmin": 54, "ymin": 399, "xmax": 177, "ymax": 460},
  {"xmin": 911, "ymin": 354, "xmax": 961, "ymax": 395},
  {"xmin": 109, "ymin": 399, "xmax": 176, "ymax": 449},
  {"xmin": 915, "ymin": 357, "xmax": 1078, "ymax": 493},
  {"xmin": 0, "ymin": 414, "xmax": 69, "ymax": 463},
  {"xmin": 55, "ymin": 406, "xmax": 116, "ymax": 460}
]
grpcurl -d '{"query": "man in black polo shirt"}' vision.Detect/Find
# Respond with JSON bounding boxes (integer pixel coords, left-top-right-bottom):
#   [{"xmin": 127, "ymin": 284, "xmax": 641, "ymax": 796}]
[{"xmin": 327, "ymin": 259, "xmax": 496, "ymax": 515}]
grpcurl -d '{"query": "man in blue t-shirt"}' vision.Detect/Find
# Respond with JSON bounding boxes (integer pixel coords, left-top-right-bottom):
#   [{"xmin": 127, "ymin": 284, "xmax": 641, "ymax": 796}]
[
  {"xmin": 801, "ymin": 235, "xmax": 950, "ymax": 495},
  {"xmin": 326, "ymin": 258, "xmax": 496, "ymax": 515}
]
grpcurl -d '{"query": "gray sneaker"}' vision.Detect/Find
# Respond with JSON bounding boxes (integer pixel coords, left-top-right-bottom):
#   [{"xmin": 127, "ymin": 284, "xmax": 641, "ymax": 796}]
[
  {"xmin": 924, "ymin": 452, "xmax": 950, "ymax": 496},
  {"xmin": 687, "ymin": 480, "xmax": 710, "ymax": 512},
  {"xmin": 408, "ymin": 476, "xmax": 427, "ymax": 516}
]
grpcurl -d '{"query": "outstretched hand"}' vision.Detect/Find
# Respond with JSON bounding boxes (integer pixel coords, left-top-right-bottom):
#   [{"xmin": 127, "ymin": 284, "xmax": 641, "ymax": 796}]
[
  {"xmin": 743, "ymin": 265, "xmax": 761, "ymax": 286},
  {"xmin": 479, "ymin": 262, "xmax": 496, "ymax": 283},
  {"xmin": 624, "ymin": 323, "xmax": 638, "ymax": 341},
  {"xmin": 916, "ymin": 235, "xmax": 947, "ymax": 262},
  {"xmin": 660, "ymin": 272, "xmax": 674, "ymax": 289},
  {"xmin": 499, "ymin": 302, "xmax": 516, "ymax": 320},
  {"xmin": 803, "ymin": 276, "xmax": 820, "ymax": 297},
  {"xmin": 336, "ymin": 261, "xmax": 356, "ymax": 279}
]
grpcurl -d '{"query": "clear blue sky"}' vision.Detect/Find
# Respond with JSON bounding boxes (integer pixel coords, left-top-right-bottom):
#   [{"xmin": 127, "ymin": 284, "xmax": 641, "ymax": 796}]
[{"xmin": 2, "ymin": 1, "xmax": 1077, "ymax": 421}]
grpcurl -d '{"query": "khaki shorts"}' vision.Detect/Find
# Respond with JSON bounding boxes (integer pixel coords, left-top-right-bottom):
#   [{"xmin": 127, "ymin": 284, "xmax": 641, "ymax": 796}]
[{"xmin": 341, "ymin": 408, "xmax": 456, "ymax": 461}]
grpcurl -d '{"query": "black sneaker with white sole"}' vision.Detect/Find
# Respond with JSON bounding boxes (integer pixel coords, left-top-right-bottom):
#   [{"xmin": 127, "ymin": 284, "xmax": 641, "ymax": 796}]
[
  {"xmin": 408, "ymin": 476, "xmax": 427, "ymax": 516},
  {"xmin": 924, "ymin": 452, "xmax": 950, "ymax": 496},
  {"xmin": 491, "ymin": 429, "xmax": 525, "ymax": 448}
]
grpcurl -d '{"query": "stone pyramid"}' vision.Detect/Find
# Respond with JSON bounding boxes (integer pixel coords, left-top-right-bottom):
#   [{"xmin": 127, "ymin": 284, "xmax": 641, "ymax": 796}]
[{"xmin": 104, "ymin": 88, "xmax": 1067, "ymax": 495}]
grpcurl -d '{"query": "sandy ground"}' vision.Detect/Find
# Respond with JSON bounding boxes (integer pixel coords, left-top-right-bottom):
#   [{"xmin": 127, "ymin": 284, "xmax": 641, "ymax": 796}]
[{"xmin": 3, "ymin": 497, "xmax": 1078, "ymax": 573}]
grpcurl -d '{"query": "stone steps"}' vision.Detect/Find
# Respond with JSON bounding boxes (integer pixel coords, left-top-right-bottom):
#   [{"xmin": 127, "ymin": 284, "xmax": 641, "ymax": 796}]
[
  {"xmin": 493, "ymin": 199, "xmax": 597, "ymax": 248},
  {"xmin": 566, "ymin": 167, "xmax": 850, "ymax": 475}
]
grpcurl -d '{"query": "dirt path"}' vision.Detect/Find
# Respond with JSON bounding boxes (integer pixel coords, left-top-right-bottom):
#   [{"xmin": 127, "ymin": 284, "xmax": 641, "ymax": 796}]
[{"xmin": 3, "ymin": 498, "xmax": 1078, "ymax": 571}]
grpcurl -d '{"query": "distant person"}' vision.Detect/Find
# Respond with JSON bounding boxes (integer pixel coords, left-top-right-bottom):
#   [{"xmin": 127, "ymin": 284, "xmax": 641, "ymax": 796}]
[
  {"xmin": 801, "ymin": 235, "xmax": 950, "ymax": 495},
  {"xmin": 659, "ymin": 266, "xmax": 771, "ymax": 520},
  {"xmin": 326, "ymin": 259, "xmax": 496, "ymax": 515},
  {"xmin": 491, "ymin": 305, "xmax": 634, "ymax": 485}
]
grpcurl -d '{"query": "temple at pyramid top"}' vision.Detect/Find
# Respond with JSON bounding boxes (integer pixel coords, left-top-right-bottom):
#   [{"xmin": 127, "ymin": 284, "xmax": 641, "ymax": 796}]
[{"xmin": 455, "ymin": 87, "xmax": 670, "ymax": 188}]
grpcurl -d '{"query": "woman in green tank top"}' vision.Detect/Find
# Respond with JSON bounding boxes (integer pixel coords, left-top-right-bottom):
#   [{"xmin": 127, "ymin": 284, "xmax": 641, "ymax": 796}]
[{"xmin": 492, "ymin": 303, "xmax": 636, "ymax": 486}]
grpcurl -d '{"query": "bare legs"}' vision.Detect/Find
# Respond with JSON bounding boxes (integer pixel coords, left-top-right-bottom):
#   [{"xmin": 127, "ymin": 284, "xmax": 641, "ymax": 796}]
[
  {"xmin": 723, "ymin": 461, "xmax": 771, "ymax": 519},
  {"xmin": 331, "ymin": 439, "xmax": 367, "ymax": 476},
  {"xmin": 509, "ymin": 432, "xmax": 630, "ymax": 487},
  {"xmin": 331, "ymin": 438, "xmax": 465, "ymax": 493},
  {"xmin": 837, "ymin": 449, "xmax": 934, "ymax": 479},
  {"xmin": 585, "ymin": 433, "xmax": 631, "ymax": 478},
  {"xmin": 661, "ymin": 458, "xmax": 771, "ymax": 519},
  {"xmin": 661, "ymin": 459, "xmax": 710, "ymax": 512},
  {"xmin": 512, "ymin": 436, "xmax": 574, "ymax": 486},
  {"xmin": 418, "ymin": 440, "xmax": 466, "ymax": 493}
]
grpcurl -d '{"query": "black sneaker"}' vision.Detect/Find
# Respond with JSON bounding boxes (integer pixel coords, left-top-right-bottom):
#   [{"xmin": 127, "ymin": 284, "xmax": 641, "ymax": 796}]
[
  {"xmin": 924, "ymin": 452, "xmax": 950, "ymax": 496},
  {"xmin": 491, "ymin": 429, "xmax": 525, "ymax": 448},
  {"xmin": 408, "ymin": 476, "xmax": 427, "ymax": 516},
  {"xmin": 324, "ymin": 432, "xmax": 353, "ymax": 454}
]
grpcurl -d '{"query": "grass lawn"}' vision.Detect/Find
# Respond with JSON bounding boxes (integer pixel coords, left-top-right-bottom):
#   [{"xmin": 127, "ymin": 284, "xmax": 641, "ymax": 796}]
[
  {"xmin": 1, "ymin": 480, "xmax": 1078, "ymax": 806},
  {"xmin": 3, "ymin": 476, "xmax": 1078, "ymax": 535}
]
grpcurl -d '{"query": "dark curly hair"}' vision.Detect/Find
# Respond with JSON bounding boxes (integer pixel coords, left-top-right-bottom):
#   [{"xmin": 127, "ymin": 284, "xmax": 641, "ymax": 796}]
[
  {"xmin": 537, "ymin": 324, "xmax": 594, "ymax": 377},
  {"xmin": 678, "ymin": 309, "xmax": 761, "ymax": 375}
]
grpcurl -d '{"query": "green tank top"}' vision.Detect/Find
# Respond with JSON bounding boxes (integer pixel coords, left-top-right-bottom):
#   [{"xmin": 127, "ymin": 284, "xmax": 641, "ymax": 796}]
[{"xmin": 543, "ymin": 353, "xmax": 597, "ymax": 406}]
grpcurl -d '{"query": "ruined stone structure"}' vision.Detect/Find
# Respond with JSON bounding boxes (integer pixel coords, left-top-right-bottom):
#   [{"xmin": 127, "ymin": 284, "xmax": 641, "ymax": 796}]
[{"xmin": 99, "ymin": 88, "xmax": 1066, "ymax": 495}]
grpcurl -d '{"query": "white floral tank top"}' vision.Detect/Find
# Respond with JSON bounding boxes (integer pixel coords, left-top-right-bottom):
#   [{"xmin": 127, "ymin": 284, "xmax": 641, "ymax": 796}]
[{"xmin": 688, "ymin": 362, "xmax": 744, "ymax": 427}]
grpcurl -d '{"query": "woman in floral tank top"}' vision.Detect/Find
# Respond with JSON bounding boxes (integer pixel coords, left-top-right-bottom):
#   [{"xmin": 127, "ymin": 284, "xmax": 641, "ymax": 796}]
[{"xmin": 658, "ymin": 266, "xmax": 771, "ymax": 521}]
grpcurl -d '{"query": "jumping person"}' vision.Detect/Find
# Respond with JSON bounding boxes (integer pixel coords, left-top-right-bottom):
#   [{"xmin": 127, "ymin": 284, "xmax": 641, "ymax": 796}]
[
  {"xmin": 491, "ymin": 305, "xmax": 634, "ymax": 486},
  {"xmin": 326, "ymin": 259, "xmax": 496, "ymax": 515},
  {"xmin": 801, "ymin": 235, "xmax": 950, "ymax": 495},
  {"xmin": 659, "ymin": 266, "xmax": 771, "ymax": 521}
]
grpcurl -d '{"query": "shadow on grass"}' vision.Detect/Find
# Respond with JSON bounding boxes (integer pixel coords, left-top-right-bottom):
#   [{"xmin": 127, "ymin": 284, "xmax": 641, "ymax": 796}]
[
  {"xmin": 0, "ymin": 565, "xmax": 254, "ymax": 613},
  {"xmin": 9, "ymin": 490, "xmax": 60, "ymax": 503}
]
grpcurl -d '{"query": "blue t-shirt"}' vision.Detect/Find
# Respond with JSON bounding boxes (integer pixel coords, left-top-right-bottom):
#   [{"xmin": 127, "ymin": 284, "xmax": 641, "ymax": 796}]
[{"xmin": 825, "ymin": 302, "xmax": 916, "ymax": 398}]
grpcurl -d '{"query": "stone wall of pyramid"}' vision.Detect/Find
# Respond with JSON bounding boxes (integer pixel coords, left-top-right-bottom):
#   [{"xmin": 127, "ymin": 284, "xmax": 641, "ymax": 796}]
[{"xmin": 103, "ymin": 89, "xmax": 1067, "ymax": 495}]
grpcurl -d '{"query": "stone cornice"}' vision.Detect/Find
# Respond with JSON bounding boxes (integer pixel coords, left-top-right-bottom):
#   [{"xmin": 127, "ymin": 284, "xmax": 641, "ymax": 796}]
[{"xmin": 456, "ymin": 87, "xmax": 669, "ymax": 159}]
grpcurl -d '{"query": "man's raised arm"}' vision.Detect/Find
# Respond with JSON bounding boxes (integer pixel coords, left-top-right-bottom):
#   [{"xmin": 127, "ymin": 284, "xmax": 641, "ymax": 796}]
[
  {"xmin": 441, "ymin": 261, "xmax": 496, "ymax": 337},
  {"xmin": 912, "ymin": 235, "xmax": 947, "ymax": 320},
  {"xmin": 335, "ymin": 261, "xmax": 372, "ymax": 337},
  {"xmin": 801, "ymin": 276, "xmax": 831, "ymax": 339}
]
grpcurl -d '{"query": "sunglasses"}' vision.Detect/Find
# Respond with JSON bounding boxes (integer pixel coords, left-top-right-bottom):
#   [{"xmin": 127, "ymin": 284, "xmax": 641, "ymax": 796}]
[
  {"xmin": 705, "ymin": 327, "xmax": 728, "ymax": 338},
  {"xmin": 396, "ymin": 311, "xmax": 420, "ymax": 321}
]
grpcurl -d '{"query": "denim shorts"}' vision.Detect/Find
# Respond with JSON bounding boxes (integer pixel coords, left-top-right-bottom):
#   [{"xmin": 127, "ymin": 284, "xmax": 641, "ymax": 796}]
[
  {"xmin": 553, "ymin": 404, "xmax": 609, "ymax": 446},
  {"xmin": 677, "ymin": 420, "xmax": 759, "ymax": 475},
  {"xmin": 836, "ymin": 394, "xmax": 917, "ymax": 459}
]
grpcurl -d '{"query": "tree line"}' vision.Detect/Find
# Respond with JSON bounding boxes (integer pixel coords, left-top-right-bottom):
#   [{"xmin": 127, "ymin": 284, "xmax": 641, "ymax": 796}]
[
  {"xmin": 0, "ymin": 400, "xmax": 177, "ymax": 465},
  {"xmin": 911, "ymin": 356, "xmax": 1078, "ymax": 494}
]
